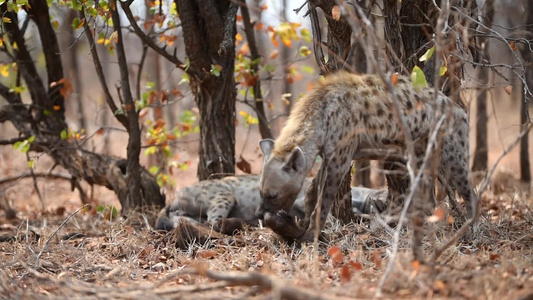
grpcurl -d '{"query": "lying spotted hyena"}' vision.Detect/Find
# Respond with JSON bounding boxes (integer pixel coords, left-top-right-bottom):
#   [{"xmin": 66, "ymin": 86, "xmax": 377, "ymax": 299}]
[
  {"xmin": 155, "ymin": 175, "xmax": 387, "ymax": 231},
  {"xmin": 258, "ymin": 71, "xmax": 476, "ymax": 241}
]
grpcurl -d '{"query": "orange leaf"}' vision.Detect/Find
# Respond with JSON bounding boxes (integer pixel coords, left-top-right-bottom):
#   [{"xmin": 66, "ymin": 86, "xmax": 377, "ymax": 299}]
[
  {"xmin": 235, "ymin": 32, "xmax": 243, "ymax": 42},
  {"xmin": 166, "ymin": 134, "xmax": 177, "ymax": 141},
  {"xmin": 328, "ymin": 246, "xmax": 343, "ymax": 263},
  {"xmin": 340, "ymin": 265, "xmax": 351, "ymax": 284},
  {"xmin": 447, "ymin": 215, "xmax": 454, "ymax": 224},
  {"xmin": 332, "ymin": 6, "xmax": 341, "ymax": 21},
  {"xmin": 286, "ymin": 74, "xmax": 294, "ymax": 84},
  {"xmin": 270, "ymin": 49, "xmax": 279, "ymax": 59},
  {"xmin": 197, "ymin": 250, "xmax": 217, "ymax": 259},
  {"xmin": 261, "ymin": 4, "xmax": 268, "ymax": 10},
  {"xmin": 96, "ymin": 128, "xmax": 105, "ymax": 135},
  {"xmin": 504, "ymin": 85, "xmax": 512, "ymax": 95},
  {"xmin": 255, "ymin": 22, "xmax": 264, "ymax": 31},
  {"xmin": 53, "ymin": 105, "xmax": 61, "ymax": 111},
  {"xmin": 391, "ymin": 73, "xmax": 398, "ymax": 86},
  {"xmin": 349, "ymin": 261, "xmax": 362, "ymax": 271},
  {"xmin": 509, "ymin": 41, "xmax": 517, "ymax": 51},
  {"xmin": 427, "ymin": 208, "xmax": 444, "ymax": 223},
  {"xmin": 489, "ymin": 253, "xmax": 501, "ymax": 261},
  {"xmin": 236, "ymin": 15, "xmax": 243, "ymax": 21}
]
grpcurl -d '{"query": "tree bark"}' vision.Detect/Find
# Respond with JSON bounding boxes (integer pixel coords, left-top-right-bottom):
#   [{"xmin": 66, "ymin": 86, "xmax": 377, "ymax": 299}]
[{"xmin": 176, "ymin": 0, "xmax": 238, "ymax": 180}]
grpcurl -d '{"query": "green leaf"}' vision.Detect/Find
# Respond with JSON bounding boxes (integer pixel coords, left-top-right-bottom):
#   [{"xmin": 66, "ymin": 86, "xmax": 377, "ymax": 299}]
[
  {"xmin": 179, "ymin": 73, "xmax": 190, "ymax": 85},
  {"xmin": 301, "ymin": 65, "xmax": 315, "ymax": 74},
  {"xmin": 210, "ymin": 64, "xmax": 222, "ymax": 77},
  {"xmin": 300, "ymin": 28, "xmax": 312, "ymax": 43},
  {"xmin": 419, "ymin": 46, "xmax": 435, "ymax": 62},
  {"xmin": 149, "ymin": 165, "xmax": 159, "ymax": 175},
  {"xmin": 60, "ymin": 129, "xmax": 68, "ymax": 139},
  {"xmin": 27, "ymin": 159, "xmax": 35, "ymax": 169},
  {"xmin": 144, "ymin": 146, "xmax": 158, "ymax": 156},
  {"xmin": 410, "ymin": 65, "xmax": 427, "ymax": 91},
  {"xmin": 28, "ymin": 135, "xmax": 35, "ymax": 143},
  {"xmin": 72, "ymin": 17, "xmax": 80, "ymax": 30},
  {"xmin": 13, "ymin": 141, "xmax": 21, "ymax": 149},
  {"xmin": 21, "ymin": 142, "xmax": 30, "ymax": 153},
  {"xmin": 439, "ymin": 65, "xmax": 447, "ymax": 77},
  {"xmin": 96, "ymin": 205, "xmax": 105, "ymax": 213},
  {"xmin": 146, "ymin": 81, "xmax": 155, "ymax": 89},
  {"xmin": 298, "ymin": 45, "xmax": 311, "ymax": 57}
]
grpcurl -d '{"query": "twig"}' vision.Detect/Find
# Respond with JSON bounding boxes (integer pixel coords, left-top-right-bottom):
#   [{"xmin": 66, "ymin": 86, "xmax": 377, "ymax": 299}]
[
  {"xmin": 26, "ymin": 153, "xmax": 44, "ymax": 210},
  {"xmin": 35, "ymin": 204, "xmax": 89, "ymax": 267},
  {"xmin": 376, "ymin": 115, "xmax": 447, "ymax": 296}
]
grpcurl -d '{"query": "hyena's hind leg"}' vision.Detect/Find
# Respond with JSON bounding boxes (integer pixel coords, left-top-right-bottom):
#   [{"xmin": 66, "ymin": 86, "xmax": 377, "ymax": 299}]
[
  {"xmin": 440, "ymin": 133, "xmax": 477, "ymax": 219},
  {"xmin": 206, "ymin": 192, "xmax": 236, "ymax": 222}
]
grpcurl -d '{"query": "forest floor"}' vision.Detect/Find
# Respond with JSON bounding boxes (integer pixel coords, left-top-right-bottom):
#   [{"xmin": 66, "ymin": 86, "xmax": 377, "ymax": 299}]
[{"xmin": 0, "ymin": 171, "xmax": 532, "ymax": 299}]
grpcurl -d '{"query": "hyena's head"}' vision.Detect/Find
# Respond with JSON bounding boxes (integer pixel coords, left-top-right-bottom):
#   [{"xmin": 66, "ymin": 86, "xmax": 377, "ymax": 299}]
[{"xmin": 256, "ymin": 139, "xmax": 307, "ymax": 219}]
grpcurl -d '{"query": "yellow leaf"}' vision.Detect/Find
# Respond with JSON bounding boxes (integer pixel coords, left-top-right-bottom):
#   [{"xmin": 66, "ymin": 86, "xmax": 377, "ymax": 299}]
[
  {"xmin": 235, "ymin": 32, "xmax": 243, "ymax": 42},
  {"xmin": 0, "ymin": 64, "xmax": 10, "ymax": 77},
  {"xmin": 2, "ymin": 17, "xmax": 11, "ymax": 23}
]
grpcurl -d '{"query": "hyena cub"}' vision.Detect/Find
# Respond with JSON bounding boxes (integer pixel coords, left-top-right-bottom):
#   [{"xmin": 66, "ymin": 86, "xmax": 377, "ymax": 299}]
[
  {"xmin": 155, "ymin": 175, "xmax": 387, "ymax": 233},
  {"xmin": 258, "ymin": 71, "xmax": 475, "ymax": 241}
]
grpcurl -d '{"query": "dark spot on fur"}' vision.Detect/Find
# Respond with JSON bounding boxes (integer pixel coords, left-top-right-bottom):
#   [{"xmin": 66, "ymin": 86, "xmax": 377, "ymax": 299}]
[
  {"xmin": 364, "ymin": 100, "xmax": 370, "ymax": 110},
  {"xmin": 377, "ymin": 107, "xmax": 384, "ymax": 117},
  {"xmin": 405, "ymin": 100, "xmax": 413, "ymax": 110},
  {"xmin": 457, "ymin": 129, "xmax": 463, "ymax": 137}
]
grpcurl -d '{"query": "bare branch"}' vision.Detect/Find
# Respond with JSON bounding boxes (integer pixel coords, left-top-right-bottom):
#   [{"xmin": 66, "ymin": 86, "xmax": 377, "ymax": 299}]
[
  {"xmin": 120, "ymin": 1, "xmax": 187, "ymax": 73},
  {"xmin": 239, "ymin": 1, "xmax": 273, "ymax": 139},
  {"xmin": 80, "ymin": 9, "xmax": 128, "ymax": 129}
]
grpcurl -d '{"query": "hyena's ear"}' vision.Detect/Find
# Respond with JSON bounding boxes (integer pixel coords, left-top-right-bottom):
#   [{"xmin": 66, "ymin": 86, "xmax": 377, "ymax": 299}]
[
  {"xmin": 259, "ymin": 139, "xmax": 275, "ymax": 161},
  {"xmin": 283, "ymin": 147, "xmax": 305, "ymax": 173}
]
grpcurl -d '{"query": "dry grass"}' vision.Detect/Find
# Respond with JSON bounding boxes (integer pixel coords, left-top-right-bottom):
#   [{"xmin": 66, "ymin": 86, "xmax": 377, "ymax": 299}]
[{"xmin": 0, "ymin": 176, "xmax": 532, "ymax": 300}]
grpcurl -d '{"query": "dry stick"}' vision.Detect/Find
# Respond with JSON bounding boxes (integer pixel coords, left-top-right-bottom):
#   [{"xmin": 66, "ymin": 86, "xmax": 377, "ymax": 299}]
[
  {"xmin": 35, "ymin": 204, "xmax": 89, "ymax": 267},
  {"xmin": 433, "ymin": 123, "xmax": 533, "ymax": 260},
  {"xmin": 376, "ymin": 115, "xmax": 447, "ymax": 297},
  {"xmin": 26, "ymin": 153, "xmax": 44, "ymax": 210}
]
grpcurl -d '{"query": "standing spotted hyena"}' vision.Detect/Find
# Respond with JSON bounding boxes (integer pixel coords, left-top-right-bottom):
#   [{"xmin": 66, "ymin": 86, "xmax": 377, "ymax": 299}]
[{"xmin": 258, "ymin": 71, "xmax": 475, "ymax": 241}]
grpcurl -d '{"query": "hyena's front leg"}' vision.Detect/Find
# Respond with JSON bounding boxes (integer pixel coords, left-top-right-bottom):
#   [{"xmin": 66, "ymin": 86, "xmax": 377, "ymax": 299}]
[
  {"xmin": 300, "ymin": 159, "xmax": 350, "ymax": 242},
  {"xmin": 299, "ymin": 166, "xmax": 322, "ymax": 229}
]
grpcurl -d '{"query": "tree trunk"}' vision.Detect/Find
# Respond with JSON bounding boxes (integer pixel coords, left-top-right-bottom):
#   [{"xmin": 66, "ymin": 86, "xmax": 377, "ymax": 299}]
[
  {"xmin": 308, "ymin": 0, "xmax": 356, "ymax": 224},
  {"xmin": 176, "ymin": 0, "xmax": 238, "ymax": 180},
  {"xmin": 519, "ymin": 1, "xmax": 532, "ymax": 183},
  {"xmin": 472, "ymin": 0, "xmax": 495, "ymax": 172}
]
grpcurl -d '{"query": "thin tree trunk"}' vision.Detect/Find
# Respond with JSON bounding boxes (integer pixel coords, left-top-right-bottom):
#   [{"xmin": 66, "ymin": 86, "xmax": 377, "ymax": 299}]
[
  {"xmin": 472, "ymin": 0, "xmax": 495, "ymax": 172},
  {"xmin": 519, "ymin": 1, "xmax": 533, "ymax": 183}
]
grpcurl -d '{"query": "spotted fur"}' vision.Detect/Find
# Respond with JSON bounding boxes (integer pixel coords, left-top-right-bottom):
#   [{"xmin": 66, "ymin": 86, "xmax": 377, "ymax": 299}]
[
  {"xmin": 155, "ymin": 175, "xmax": 387, "ymax": 231},
  {"xmin": 258, "ymin": 71, "xmax": 475, "ymax": 241}
]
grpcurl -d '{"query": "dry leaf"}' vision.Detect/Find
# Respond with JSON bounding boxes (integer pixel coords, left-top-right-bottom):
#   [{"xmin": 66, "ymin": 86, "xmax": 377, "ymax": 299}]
[
  {"xmin": 509, "ymin": 41, "xmax": 517, "ymax": 51},
  {"xmin": 328, "ymin": 246, "xmax": 343, "ymax": 263},
  {"xmin": 427, "ymin": 208, "xmax": 444, "ymax": 223},
  {"xmin": 349, "ymin": 261, "xmax": 363, "ymax": 271},
  {"xmin": 340, "ymin": 265, "xmax": 351, "ymax": 284},
  {"xmin": 236, "ymin": 155, "xmax": 252, "ymax": 174},
  {"xmin": 332, "ymin": 6, "xmax": 341, "ymax": 21},
  {"xmin": 504, "ymin": 85, "xmax": 512, "ymax": 95},
  {"xmin": 270, "ymin": 49, "xmax": 279, "ymax": 59},
  {"xmin": 391, "ymin": 73, "xmax": 399, "ymax": 86},
  {"xmin": 371, "ymin": 250, "xmax": 381, "ymax": 268},
  {"xmin": 197, "ymin": 250, "xmax": 218, "ymax": 259},
  {"xmin": 489, "ymin": 253, "xmax": 501, "ymax": 261}
]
